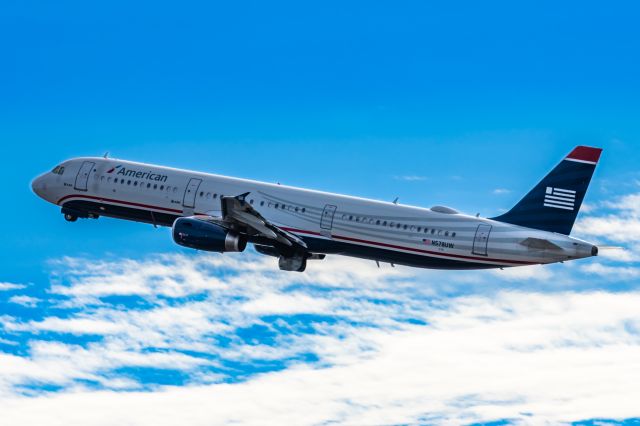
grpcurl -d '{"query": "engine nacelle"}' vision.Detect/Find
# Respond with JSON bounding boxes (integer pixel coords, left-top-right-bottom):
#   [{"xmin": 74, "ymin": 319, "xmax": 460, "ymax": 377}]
[{"xmin": 172, "ymin": 217, "xmax": 246, "ymax": 252}]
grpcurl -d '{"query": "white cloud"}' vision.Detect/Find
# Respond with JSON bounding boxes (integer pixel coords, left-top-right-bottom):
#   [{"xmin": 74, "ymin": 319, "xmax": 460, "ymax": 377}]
[
  {"xmin": 394, "ymin": 175, "xmax": 428, "ymax": 182},
  {"xmin": 596, "ymin": 246, "xmax": 639, "ymax": 262},
  {"xmin": 580, "ymin": 263, "xmax": 640, "ymax": 280},
  {"xmin": 575, "ymin": 215, "xmax": 640, "ymax": 243},
  {"xmin": 492, "ymin": 188, "xmax": 511, "ymax": 195},
  {"xmin": 1, "ymin": 291, "xmax": 640, "ymax": 425},
  {"xmin": 8, "ymin": 295, "xmax": 40, "ymax": 307},
  {"xmin": 489, "ymin": 264, "xmax": 554, "ymax": 281},
  {"xmin": 0, "ymin": 282, "xmax": 26, "ymax": 291},
  {"xmin": 579, "ymin": 202, "xmax": 596, "ymax": 213},
  {"xmin": 241, "ymin": 293, "xmax": 331, "ymax": 315},
  {"xmin": 574, "ymin": 192, "xmax": 640, "ymax": 244},
  {"xmin": 3, "ymin": 189, "xmax": 640, "ymax": 426}
]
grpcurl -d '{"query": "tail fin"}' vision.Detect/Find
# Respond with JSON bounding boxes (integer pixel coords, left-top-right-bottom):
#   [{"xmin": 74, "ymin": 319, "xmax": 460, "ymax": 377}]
[{"xmin": 490, "ymin": 146, "xmax": 602, "ymax": 235}]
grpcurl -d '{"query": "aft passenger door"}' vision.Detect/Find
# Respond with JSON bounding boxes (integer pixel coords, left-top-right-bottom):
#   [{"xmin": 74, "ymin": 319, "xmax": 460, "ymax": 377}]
[
  {"xmin": 472, "ymin": 224, "xmax": 492, "ymax": 256},
  {"xmin": 74, "ymin": 161, "xmax": 95, "ymax": 191}
]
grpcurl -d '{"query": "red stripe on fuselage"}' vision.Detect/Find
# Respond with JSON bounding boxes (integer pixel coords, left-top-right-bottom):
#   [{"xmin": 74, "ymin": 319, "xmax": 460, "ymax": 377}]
[
  {"xmin": 59, "ymin": 194, "xmax": 534, "ymax": 267},
  {"xmin": 57, "ymin": 194, "xmax": 183, "ymax": 214},
  {"xmin": 281, "ymin": 227, "xmax": 534, "ymax": 266}
]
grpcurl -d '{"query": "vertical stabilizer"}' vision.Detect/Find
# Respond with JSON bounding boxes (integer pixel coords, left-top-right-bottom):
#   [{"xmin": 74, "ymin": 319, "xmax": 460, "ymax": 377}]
[{"xmin": 490, "ymin": 146, "xmax": 602, "ymax": 235}]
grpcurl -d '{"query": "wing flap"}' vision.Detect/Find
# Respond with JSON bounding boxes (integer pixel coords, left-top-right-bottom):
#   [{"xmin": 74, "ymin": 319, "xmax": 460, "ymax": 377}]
[{"xmin": 220, "ymin": 193, "xmax": 307, "ymax": 250}]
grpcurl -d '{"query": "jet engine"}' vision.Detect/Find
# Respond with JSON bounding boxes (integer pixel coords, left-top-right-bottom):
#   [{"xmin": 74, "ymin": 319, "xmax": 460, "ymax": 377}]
[{"xmin": 172, "ymin": 217, "xmax": 246, "ymax": 252}]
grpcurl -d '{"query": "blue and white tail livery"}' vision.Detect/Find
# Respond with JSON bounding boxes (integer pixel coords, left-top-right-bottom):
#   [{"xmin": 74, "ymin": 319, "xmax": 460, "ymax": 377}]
[
  {"xmin": 544, "ymin": 187, "xmax": 576, "ymax": 211},
  {"xmin": 32, "ymin": 146, "xmax": 603, "ymax": 272}
]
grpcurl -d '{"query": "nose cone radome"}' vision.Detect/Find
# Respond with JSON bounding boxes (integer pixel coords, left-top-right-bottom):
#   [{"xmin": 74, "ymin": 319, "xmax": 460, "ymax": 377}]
[
  {"xmin": 31, "ymin": 175, "xmax": 47, "ymax": 199},
  {"xmin": 591, "ymin": 245, "xmax": 599, "ymax": 256}
]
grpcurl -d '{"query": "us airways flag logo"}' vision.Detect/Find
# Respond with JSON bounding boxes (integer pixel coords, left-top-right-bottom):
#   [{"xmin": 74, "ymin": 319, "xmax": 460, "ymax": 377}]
[{"xmin": 544, "ymin": 187, "xmax": 576, "ymax": 211}]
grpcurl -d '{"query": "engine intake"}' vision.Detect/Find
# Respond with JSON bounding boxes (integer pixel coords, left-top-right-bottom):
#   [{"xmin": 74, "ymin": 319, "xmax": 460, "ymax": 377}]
[{"xmin": 172, "ymin": 217, "xmax": 246, "ymax": 252}]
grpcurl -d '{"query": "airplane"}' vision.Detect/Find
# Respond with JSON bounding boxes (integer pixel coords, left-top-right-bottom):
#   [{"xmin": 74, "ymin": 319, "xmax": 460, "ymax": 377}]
[{"xmin": 32, "ymin": 146, "xmax": 602, "ymax": 272}]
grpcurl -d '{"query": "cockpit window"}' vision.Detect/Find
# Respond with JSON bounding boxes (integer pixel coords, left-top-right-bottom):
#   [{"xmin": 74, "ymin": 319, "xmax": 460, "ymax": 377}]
[{"xmin": 51, "ymin": 166, "xmax": 65, "ymax": 175}]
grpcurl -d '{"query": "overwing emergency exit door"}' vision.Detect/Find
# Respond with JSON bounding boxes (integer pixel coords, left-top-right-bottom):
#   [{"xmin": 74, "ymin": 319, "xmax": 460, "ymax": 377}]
[
  {"xmin": 74, "ymin": 161, "xmax": 95, "ymax": 191},
  {"xmin": 320, "ymin": 204, "xmax": 337, "ymax": 237}
]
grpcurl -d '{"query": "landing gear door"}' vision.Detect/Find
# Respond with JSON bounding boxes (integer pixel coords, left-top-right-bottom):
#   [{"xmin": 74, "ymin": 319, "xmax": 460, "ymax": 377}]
[
  {"xmin": 320, "ymin": 204, "xmax": 337, "ymax": 237},
  {"xmin": 182, "ymin": 178, "xmax": 202, "ymax": 215},
  {"xmin": 472, "ymin": 224, "xmax": 492, "ymax": 256},
  {"xmin": 74, "ymin": 161, "xmax": 95, "ymax": 191}
]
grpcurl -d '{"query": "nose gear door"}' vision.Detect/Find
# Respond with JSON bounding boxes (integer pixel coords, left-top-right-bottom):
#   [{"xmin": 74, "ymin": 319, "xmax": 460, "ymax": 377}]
[{"xmin": 74, "ymin": 161, "xmax": 95, "ymax": 191}]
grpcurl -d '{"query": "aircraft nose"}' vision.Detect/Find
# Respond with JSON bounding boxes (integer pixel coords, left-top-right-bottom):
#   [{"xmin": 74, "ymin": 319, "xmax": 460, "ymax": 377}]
[{"xmin": 31, "ymin": 175, "xmax": 47, "ymax": 198}]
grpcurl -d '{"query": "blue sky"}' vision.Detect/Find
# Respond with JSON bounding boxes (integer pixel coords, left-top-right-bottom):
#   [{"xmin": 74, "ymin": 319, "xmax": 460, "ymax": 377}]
[{"xmin": 1, "ymin": 1, "xmax": 640, "ymax": 424}]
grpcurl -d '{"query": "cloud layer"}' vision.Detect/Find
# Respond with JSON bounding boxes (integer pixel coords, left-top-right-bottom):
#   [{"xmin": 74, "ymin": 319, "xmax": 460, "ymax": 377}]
[{"xmin": 1, "ymin": 190, "xmax": 639, "ymax": 425}]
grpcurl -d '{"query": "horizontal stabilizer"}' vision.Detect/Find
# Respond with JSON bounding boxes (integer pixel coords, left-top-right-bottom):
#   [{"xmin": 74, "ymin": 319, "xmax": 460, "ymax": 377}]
[{"xmin": 519, "ymin": 237, "xmax": 563, "ymax": 251}]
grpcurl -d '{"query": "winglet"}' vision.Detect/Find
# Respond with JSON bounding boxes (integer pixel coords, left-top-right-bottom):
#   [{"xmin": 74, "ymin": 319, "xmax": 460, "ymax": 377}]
[{"xmin": 565, "ymin": 146, "xmax": 603, "ymax": 165}]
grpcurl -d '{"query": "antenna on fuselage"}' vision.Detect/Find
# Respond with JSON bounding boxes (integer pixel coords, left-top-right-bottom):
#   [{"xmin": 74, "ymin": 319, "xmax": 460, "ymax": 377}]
[
  {"xmin": 103, "ymin": 151, "xmax": 109, "ymax": 158},
  {"xmin": 392, "ymin": 197, "xmax": 399, "ymax": 204}
]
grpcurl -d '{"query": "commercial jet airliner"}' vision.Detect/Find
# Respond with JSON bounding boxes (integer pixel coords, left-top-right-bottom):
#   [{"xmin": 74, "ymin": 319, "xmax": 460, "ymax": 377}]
[{"xmin": 32, "ymin": 146, "xmax": 602, "ymax": 272}]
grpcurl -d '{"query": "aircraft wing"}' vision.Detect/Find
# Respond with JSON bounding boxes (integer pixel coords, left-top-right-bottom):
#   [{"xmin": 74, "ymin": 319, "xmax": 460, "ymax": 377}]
[{"xmin": 219, "ymin": 192, "xmax": 308, "ymax": 250}]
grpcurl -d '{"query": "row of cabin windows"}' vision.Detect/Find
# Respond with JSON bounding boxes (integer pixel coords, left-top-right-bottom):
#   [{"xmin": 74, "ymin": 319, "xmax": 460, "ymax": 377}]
[
  {"xmin": 97, "ymin": 175, "xmax": 448, "ymax": 235},
  {"xmin": 199, "ymin": 191, "xmax": 221, "ymax": 199},
  {"xmin": 101, "ymin": 176, "xmax": 178, "ymax": 193},
  {"xmin": 265, "ymin": 201, "xmax": 306, "ymax": 213},
  {"xmin": 196, "ymin": 192, "xmax": 308, "ymax": 213},
  {"xmin": 340, "ymin": 213, "xmax": 456, "ymax": 238}
]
